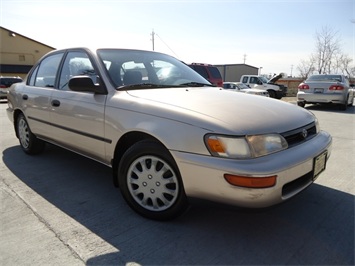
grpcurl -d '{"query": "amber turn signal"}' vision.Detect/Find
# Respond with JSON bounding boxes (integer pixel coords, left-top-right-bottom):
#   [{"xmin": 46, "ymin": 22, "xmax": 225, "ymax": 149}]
[{"xmin": 224, "ymin": 174, "xmax": 277, "ymax": 188}]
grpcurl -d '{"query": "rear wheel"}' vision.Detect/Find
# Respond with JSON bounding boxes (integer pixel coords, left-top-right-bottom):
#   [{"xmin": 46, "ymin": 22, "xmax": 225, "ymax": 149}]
[
  {"xmin": 340, "ymin": 96, "xmax": 348, "ymax": 110},
  {"xmin": 297, "ymin": 101, "xmax": 305, "ymax": 108},
  {"xmin": 118, "ymin": 140, "xmax": 188, "ymax": 220},
  {"xmin": 347, "ymin": 94, "xmax": 354, "ymax": 106},
  {"xmin": 16, "ymin": 113, "xmax": 45, "ymax": 154}
]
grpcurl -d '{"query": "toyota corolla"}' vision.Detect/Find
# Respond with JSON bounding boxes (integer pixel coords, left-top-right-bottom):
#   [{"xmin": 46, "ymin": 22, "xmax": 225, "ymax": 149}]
[{"xmin": 6, "ymin": 48, "xmax": 332, "ymax": 220}]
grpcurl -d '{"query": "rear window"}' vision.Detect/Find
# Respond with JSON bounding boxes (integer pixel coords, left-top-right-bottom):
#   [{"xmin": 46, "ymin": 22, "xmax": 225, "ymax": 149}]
[
  {"xmin": 208, "ymin": 66, "xmax": 222, "ymax": 79},
  {"xmin": 191, "ymin": 65, "xmax": 209, "ymax": 79},
  {"xmin": 308, "ymin": 75, "xmax": 342, "ymax": 82}
]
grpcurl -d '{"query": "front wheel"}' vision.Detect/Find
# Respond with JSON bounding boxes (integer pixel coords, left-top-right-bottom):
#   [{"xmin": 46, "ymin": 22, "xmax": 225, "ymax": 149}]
[
  {"xmin": 16, "ymin": 113, "xmax": 45, "ymax": 154},
  {"xmin": 267, "ymin": 90, "xmax": 276, "ymax": 98},
  {"xmin": 118, "ymin": 140, "xmax": 188, "ymax": 220}
]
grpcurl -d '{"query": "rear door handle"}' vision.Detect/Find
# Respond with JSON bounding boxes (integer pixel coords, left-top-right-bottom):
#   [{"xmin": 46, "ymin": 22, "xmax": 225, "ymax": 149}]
[{"xmin": 51, "ymin": 99, "xmax": 60, "ymax": 107}]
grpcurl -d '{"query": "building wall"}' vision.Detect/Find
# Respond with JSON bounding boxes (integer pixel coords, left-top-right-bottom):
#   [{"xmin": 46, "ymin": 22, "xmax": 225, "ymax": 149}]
[
  {"xmin": 275, "ymin": 78, "xmax": 303, "ymax": 96},
  {"xmin": 215, "ymin": 64, "xmax": 259, "ymax": 82},
  {"xmin": 0, "ymin": 27, "xmax": 55, "ymax": 78}
]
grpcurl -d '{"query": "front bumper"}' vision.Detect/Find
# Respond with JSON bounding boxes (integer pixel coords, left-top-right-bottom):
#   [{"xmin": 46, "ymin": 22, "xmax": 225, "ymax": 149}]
[
  {"xmin": 172, "ymin": 130, "xmax": 332, "ymax": 208},
  {"xmin": 275, "ymin": 90, "xmax": 286, "ymax": 99}
]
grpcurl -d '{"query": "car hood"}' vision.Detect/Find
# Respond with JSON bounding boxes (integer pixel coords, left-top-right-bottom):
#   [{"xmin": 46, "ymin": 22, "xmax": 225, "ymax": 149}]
[
  {"xmin": 268, "ymin": 73, "xmax": 283, "ymax": 84},
  {"xmin": 125, "ymin": 87, "xmax": 314, "ymax": 135},
  {"xmin": 241, "ymin": 88, "xmax": 266, "ymax": 93}
]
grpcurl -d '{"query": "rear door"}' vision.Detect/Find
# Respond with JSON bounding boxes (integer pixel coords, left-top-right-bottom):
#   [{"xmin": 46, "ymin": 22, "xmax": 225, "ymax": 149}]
[{"xmin": 21, "ymin": 52, "xmax": 64, "ymax": 138}]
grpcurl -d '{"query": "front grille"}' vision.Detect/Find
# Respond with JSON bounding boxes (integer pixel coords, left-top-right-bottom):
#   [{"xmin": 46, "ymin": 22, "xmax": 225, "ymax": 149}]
[{"xmin": 281, "ymin": 122, "xmax": 317, "ymax": 147}]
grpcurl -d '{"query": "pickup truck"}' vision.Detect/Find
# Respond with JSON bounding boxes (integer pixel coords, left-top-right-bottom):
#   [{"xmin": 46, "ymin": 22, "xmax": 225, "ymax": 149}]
[{"xmin": 240, "ymin": 74, "xmax": 287, "ymax": 99}]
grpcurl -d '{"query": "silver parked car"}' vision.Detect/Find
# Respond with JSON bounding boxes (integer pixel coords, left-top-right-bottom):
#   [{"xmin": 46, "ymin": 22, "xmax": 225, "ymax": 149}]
[
  {"xmin": 6, "ymin": 48, "xmax": 332, "ymax": 220},
  {"xmin": 223, "ymin": 82, "xmax": 270, "ymax": 97},
  {"xmin": 297, "ymin": 74, "xmax": 354, "ymax": 110}
]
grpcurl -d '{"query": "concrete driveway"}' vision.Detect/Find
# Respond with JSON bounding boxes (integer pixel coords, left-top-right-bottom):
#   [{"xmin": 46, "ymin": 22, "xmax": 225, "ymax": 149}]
[{"xmin": 1, "ymin": 100, "xmax": 354, "ymax": 265}]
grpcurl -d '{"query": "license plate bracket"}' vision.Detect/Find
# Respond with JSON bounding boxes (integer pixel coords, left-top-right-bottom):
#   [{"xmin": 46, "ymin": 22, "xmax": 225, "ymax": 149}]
[
  {"xmin": 313, "ymin": 151, "xmax": 327, "ymax": 181},
  {"xmin": 314, "ymin": 88, "xmax": 324, "ymax": 93}
]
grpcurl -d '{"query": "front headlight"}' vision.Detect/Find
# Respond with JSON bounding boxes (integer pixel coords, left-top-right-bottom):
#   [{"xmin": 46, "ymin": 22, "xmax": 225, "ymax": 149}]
[{"xmin": 205, "ymin": 133, "xmax": 288, "ymax": 159}]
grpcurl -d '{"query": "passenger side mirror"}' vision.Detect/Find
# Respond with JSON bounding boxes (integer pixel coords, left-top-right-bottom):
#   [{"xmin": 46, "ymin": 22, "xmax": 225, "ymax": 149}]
[{"xmin": 68, "ymin": 76, "xmax": 106, "ymax": 95}]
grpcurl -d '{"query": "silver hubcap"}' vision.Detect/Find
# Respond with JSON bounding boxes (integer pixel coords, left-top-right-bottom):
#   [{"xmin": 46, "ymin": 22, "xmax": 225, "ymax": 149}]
[
  {"xmin": 127, "ymin": 155, "xmax": 179, "ymax": 211},
  {"xmin": 18, "ymin": 118, "xmax": 30, "ymax": 149}
]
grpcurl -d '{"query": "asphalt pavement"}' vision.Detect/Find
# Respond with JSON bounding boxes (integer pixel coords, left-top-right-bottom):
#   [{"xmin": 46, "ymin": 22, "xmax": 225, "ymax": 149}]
[{"xmin": 1, "ymin": 98, "xmax": 354, "ymax": 265}]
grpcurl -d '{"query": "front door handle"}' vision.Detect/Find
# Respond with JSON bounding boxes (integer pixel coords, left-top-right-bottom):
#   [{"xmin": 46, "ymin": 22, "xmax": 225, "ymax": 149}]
[{"xmin": 51, "ymin": 99, "xmax": 60, "ymax": 107}]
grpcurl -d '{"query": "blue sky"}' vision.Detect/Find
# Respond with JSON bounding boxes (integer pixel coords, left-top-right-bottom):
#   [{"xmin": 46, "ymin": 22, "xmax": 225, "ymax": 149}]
[{"xmin": 1, "ymin": 0, "xmax": 354, "ymax": 77}]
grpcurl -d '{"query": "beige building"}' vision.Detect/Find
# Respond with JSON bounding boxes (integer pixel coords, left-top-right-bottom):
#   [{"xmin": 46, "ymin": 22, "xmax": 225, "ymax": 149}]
[
  {"xmin": 0, "ymin": 26, "xmax": 55, "ymax": 78},
  {"xmin": 215, "ymin": 63, "xmax": 259, "ymax": 82}
]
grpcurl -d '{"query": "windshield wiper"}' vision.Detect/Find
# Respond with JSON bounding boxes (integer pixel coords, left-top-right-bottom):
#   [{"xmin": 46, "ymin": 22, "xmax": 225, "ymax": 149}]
[
  {"xmin": 117, "ymin": 83, "xmax": 179, "ymax": 90},
  {"xmin": 178, "ymin": 82, "xmax": 215, "ymax": 87}
]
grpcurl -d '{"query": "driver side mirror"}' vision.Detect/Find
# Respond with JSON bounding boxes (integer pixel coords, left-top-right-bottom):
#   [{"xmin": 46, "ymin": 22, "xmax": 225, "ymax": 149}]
[{"xmin": 68, "ymin": 76, "xmax": 106, "ymax": 95}]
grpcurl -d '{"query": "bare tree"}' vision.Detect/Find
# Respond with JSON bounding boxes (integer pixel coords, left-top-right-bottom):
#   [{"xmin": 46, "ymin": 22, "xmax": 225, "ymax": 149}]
[
  {"xmin": 297, "ymin": 26, "xmax": 354, "ymax": 77},
  {"xmin": 338, "ymin": 54, "xmax": 355, "ymax": 77},
  {"xmin": 297, "ymin": 58, "xmax": 315, "ymax": 79},
  {"xmin": 314, "ymin": 26, "xmax": 340, "ymax": 74}
]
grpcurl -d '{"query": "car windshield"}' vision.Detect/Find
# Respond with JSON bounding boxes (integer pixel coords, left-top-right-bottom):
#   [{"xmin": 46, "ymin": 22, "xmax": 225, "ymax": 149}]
[
  {"xmin": 97, "ymin": 49, "xmax": 211, "ymax": 89},
  {"xmin": 308, "ymin": 75, "xmax": 342, "ymax": 82},
  {"xmin": 236, "ymin": 83, "xmax": 249, "ymax": 90},
  {"xmin": 259, "ymin": 76, "xmax": 269, "ymax": 83}
]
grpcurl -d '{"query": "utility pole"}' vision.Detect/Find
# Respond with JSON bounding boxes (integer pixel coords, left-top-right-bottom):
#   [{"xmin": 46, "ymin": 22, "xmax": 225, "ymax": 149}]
[
  {"xmin": 151, "ymin": 29, "xmax": 155, "ymax": 51},
  {"xmin": 290, "ymin": 64, "xmax": 293, "ymax": 77},
  {"xmin": 243, "ymin": 54, "xmax": 247, "ymax": 64}
]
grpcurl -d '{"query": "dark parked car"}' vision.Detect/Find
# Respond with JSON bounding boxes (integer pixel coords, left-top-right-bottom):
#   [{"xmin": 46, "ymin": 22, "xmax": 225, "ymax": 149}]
[
  {"xmin": 0, "ymin": 76, "xmax": 23, "ymax": 99},
  {"xmin": 188, "ymin": 63, "xmax": 223, "ymax": 87}
]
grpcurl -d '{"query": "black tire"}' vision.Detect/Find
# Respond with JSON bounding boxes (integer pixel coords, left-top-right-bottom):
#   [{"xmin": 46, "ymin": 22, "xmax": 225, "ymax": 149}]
[
  {"xmin": 347, "ymin": 94, "xmax": 354, "ymax": 106},
  {"xmin": 268, "ymin": 90, "xmax": 276, "ymax": 98},
  {"xmin": 16, "ymin": 113, "xmax": 45, "ymax": 154},
  {"xmin": 297, "ymin": 101, "xmax": 305, "ymax": 108},
  {"xmin": 340, "ymin": 97, "xmax": 348, "ymax": 110},
  {"xmin": 118, "ymin": 140, "xmax": 188, "ymax": 220}
]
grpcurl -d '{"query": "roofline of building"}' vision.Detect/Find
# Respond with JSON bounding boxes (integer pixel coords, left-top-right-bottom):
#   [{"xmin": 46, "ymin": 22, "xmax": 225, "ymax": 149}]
[
  {"xmin": 214, "ymin": 63, "xmax": 259, "ymax": 70},
  {"xmin": 1, "ymin": 26, "xmax": 56, "ymax": 50}
]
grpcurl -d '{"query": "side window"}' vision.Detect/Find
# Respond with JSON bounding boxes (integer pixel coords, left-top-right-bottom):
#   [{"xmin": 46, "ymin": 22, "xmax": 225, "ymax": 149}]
[
  {"xmin": 242, "ymin": 76, "xmax": 248, "ymax": 83},
  {"xmin": 32, "ymin": 53, "xmax": 64, "ymax": 88},
  {"xmin": 28, "ymin": 65, "xmax": 39, "ymax": 86},
  {"xmin": 250, "ymin": 77, "xmax": 257, "ymax": 84},
  {"xmin": 208, "ymin": 67, "xmax": 222, "ymax": 79},
  {"xmin": 193, "ymin": 66, "xmax": 209, "ymax": 79},
  {"xmin": 59, "ymin": 51, "xmax": 96, "ymax": 90}
]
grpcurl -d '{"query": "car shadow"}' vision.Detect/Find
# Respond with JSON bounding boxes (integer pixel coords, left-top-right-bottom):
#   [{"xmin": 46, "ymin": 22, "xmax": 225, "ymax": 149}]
[
  {"xmin": 2, "ymin": 144, "xmax": 354, "ymax": 265},
  {"xmin": 305, "ymin": 103, "xmax": 355, "ymax": 114}
]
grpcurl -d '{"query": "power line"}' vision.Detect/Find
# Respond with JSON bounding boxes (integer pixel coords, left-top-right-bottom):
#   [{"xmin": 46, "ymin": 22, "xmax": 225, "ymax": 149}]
[{"xmin": 151, "ymin": 30, "xmax": 179, "ymax": 58}]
